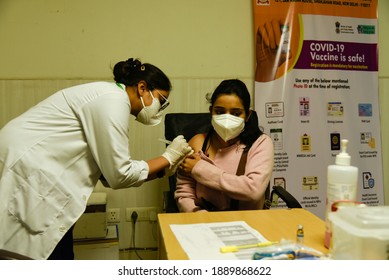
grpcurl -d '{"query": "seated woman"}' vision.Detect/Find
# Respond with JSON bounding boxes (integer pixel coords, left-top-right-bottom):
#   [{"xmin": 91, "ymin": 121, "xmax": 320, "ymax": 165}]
[{"xmin": 175, "ymin": 79, "xmax": 274, "ymax": 212}]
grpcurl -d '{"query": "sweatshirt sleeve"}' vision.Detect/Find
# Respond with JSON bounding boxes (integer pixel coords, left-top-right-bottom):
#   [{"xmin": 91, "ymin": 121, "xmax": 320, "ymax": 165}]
[
  {"xmin": 78, "ymin": 93, "xmax": 148, "ymax": 189},
  {"xmin": 191, "ymin": 134, "xmax": 274, "ymax": 201},
  {"xmin": 174, "ymin": 171, "xmax": 205, "ymax": 212}
]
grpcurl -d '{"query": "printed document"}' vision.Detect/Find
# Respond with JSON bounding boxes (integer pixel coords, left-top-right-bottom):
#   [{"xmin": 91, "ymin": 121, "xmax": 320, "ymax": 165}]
[{"xmin": 170, "ymin": 221, "xmax": 268, "ymax": 260}]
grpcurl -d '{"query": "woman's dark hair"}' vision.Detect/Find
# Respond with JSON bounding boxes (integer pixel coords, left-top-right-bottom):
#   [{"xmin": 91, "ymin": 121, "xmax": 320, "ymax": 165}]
[
  {"xmin": 113, "ymin": 58, "xmax": 172, "ymax": 91},
  {"xmin": 207, "ymin": 79, "xmax": 263, "ymax": 151}
]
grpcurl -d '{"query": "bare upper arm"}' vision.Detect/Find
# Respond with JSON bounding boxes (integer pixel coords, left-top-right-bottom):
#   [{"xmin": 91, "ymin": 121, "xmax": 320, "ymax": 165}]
[{"xmin": 189, "ymin": 133, "xmax": 206, "ymax": 153}]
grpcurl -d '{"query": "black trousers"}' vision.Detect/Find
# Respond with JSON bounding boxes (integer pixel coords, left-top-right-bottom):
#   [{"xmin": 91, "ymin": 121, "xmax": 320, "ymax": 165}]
[{"xmin": 47, "ymin": 226, "xmax": 74, "ymax": 260}]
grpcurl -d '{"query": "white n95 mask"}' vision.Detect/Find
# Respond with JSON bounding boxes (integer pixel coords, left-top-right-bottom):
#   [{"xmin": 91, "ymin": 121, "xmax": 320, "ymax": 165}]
[
  {"xmin": 211, "ymin": 114, "xmax": 245, "ymax": 142},
  {"xmin": 136, "ymin": 91, "xmax": 162, "ymax": 126}
]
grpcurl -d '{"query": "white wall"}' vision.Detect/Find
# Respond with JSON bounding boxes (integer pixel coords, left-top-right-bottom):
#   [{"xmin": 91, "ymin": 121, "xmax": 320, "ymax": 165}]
[
  {"xmin": 0, "ymin": 0, "xmax": 254, "ymax": 79},
  {"xmin": 0, "ymin": 0, "xmax": 388, "ymax": 258}
]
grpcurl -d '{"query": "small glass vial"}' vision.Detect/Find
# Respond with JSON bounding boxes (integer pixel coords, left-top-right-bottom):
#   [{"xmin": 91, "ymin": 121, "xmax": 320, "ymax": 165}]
[{"xmin": 296, "ymin": 224, "xmax": 304, "ymax": 246}]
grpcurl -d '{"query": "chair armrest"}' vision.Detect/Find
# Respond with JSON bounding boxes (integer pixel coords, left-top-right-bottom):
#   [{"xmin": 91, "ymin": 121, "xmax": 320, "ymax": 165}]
[{"xmin": 270, "ymin": 186, "xmax": 302, "ymax": 208}]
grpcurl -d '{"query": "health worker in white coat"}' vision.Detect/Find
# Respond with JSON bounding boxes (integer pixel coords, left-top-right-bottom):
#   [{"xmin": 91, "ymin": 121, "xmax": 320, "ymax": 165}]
[{"xmin": 0, "ymin": 57, "xmax": 192, "ymax": 260}]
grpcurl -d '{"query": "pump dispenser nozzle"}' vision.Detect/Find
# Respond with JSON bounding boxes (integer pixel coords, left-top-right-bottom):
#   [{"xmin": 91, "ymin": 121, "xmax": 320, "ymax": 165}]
[{"xmin": 335, "ymin": 139, "xmax": 351, "ymax": 166}]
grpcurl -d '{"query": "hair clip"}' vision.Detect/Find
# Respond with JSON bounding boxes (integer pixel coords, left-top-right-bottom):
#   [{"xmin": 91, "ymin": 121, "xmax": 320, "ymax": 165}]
[{"xmin": 126, "ymin": 58, "xmax": 135, "ymax": 67}]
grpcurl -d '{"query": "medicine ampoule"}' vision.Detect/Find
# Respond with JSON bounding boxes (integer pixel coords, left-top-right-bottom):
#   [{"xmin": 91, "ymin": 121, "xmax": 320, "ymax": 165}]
[{"xmin": 296, "ymin": 224, "xmax": 304, "ymax": 246}]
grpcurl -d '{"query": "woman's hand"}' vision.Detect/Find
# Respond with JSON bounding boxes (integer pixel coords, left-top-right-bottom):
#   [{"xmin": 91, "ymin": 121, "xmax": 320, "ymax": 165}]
[{"xmin": 179, "ymin": 153, "xmax": 201, "ymax": 175}]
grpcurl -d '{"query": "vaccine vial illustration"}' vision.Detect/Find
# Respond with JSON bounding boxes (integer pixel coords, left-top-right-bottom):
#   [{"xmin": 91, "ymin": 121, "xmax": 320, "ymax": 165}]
[{"xmin": 281, "ymin": 25, "xmax": 290, "ymax": 54}]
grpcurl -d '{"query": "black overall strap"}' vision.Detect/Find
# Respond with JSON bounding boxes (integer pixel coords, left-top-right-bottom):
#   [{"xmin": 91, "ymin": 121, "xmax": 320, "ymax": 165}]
[
  {"xmin": 201, "ymin": 133, "xmax": 211, "ymax": 153},
  {"xmin": 202, "ymin": 133, "xmax": 248, "ymax": 211}
]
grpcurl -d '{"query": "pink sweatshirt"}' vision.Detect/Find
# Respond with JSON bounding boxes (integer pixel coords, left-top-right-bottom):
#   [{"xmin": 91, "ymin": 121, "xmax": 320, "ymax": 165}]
[{"xmin": 175, "ymin": 134, "xmax": 274, "ymax": 212}]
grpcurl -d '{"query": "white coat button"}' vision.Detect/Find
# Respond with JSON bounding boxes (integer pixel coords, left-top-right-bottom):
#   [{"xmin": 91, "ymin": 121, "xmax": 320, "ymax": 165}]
[
  {"xmin": 59, "ymin": 226, "xmax": 66, "ymax": 232},
  {"xmin": 82, "ymin": 195, "xmax": 87, "ymax": 201}
]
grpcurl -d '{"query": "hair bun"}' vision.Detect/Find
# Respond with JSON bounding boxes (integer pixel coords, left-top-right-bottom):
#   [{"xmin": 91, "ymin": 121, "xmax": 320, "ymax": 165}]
[{"xmin": 125, "ymin": 58, "xmax": 142, "ymax": 69}]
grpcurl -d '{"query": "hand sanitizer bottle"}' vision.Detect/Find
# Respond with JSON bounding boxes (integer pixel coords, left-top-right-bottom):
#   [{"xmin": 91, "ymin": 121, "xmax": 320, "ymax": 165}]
[{"xmin": 324, "ymin": 139, "xmax": 358, "ymax": 249}]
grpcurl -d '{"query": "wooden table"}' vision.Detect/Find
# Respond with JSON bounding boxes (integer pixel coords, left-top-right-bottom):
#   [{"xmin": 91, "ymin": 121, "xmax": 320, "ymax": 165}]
[{"xmin": 158, "ymin": 208, "xmax": 328, "ymax": 260}]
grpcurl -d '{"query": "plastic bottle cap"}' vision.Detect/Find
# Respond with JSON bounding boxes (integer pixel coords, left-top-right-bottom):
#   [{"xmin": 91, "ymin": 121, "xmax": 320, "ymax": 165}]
[{"xmin": 335, "ymin": 139, "xmax": 351, "ymax": 166}]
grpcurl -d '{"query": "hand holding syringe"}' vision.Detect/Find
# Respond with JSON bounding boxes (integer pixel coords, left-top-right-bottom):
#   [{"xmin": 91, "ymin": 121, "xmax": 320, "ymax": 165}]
[
  {"xmin": 160, "ymin": 136, "xmax": 193, "ymax": 176},
  {"xmin": 158, "ymin": 138, "xmax": 172, "ymax": 145}
]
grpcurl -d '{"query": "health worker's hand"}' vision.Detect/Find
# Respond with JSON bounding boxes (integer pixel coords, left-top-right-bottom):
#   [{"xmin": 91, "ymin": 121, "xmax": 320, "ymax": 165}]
[{"xmin": 162, "ymin": 135, "xmax": 193, "ymax": 171}]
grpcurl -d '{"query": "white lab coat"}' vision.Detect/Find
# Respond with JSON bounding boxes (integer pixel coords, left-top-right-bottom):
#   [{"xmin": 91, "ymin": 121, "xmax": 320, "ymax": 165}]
[{"xmin": 0, "ymin": 82, "xmax": 149, "ymax": 259}]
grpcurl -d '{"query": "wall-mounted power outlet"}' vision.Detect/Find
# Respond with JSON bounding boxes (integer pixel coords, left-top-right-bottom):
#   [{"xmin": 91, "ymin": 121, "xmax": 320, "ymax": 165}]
[
  {"xmin": 107, "ymin": 208, "xmax": 120, "ymax": 223},
  {"xmin": 126, "ymin": 207, "xmax": 161, "ymax": 222}
]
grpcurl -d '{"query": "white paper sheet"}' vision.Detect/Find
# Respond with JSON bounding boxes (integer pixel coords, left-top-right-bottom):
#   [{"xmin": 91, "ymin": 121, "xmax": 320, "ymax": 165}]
[{"xmin": 169, "ymin": 221, "xmax": 268, "ymax": 260}]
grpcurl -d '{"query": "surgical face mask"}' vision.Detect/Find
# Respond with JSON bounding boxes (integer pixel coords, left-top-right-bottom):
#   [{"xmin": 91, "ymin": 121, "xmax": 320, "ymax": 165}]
[
  {"xmin": 136, "ymin": 91, "xmax": 163, "ymax": 126},
  {"xmin": 211, "ymin": 114, "xmax": 245, "ymax": 142}
]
